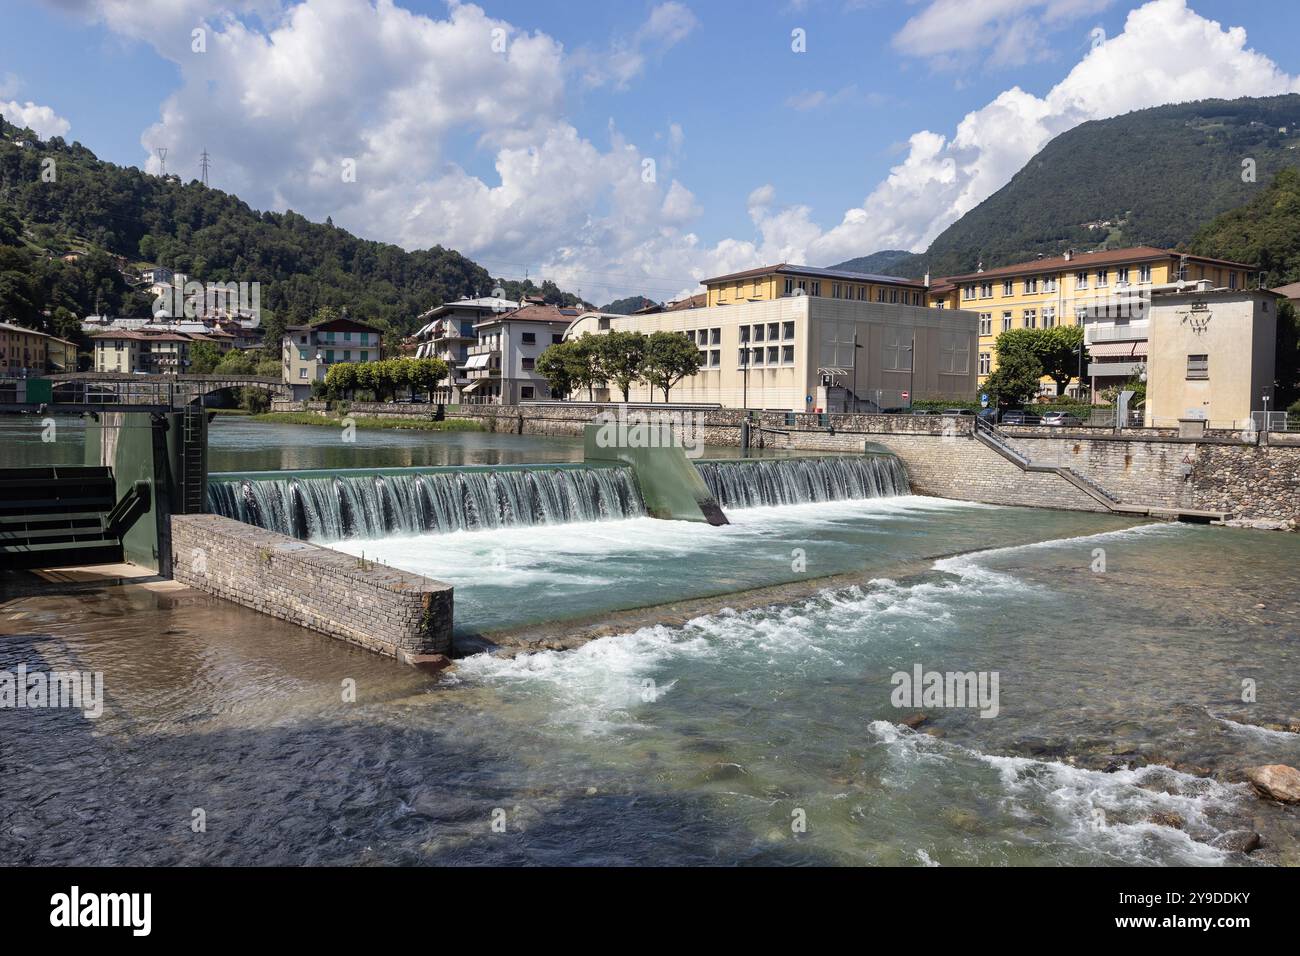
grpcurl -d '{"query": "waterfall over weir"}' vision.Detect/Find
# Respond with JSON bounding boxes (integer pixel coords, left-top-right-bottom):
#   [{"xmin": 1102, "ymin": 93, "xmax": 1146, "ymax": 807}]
[
  {"xmin": 206, "ymin": 466, "xmax": 647, "ymax": 541},
  {"xmin": 694, "ymin": 455, "xmax": 909, "ymax": 509}
]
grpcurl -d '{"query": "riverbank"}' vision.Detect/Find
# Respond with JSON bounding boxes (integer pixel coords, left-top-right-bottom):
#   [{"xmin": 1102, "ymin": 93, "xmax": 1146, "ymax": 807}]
[{"xmin": 249, "ymin": 411, "xmax": 485, "ymax": 432}]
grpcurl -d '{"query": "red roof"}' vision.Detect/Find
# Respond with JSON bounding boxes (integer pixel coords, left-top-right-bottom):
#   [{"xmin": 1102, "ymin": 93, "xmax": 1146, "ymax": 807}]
[{"xmin": 941, "ymin": 246, "xmax": 1257, "ymax": 283}]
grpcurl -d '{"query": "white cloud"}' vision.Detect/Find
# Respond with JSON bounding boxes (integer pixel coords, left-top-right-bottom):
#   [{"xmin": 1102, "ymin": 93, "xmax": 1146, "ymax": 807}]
[
  {"xmin": 42, "ymin": 0, "xmax": 1300, "ymax": 303},
  {"xmin": 895, "ymin": 0, "xmax": 1113, "ymax": 69},
  {"xmin": 575, "ymin": 1, "xmax": 699, "ymax": 91},
  {"xmin": 2, "ymin": 98, "xmax": 72, "ymax": 139},
  {"xmin": 804, "ymin": 0, "xmax": 1300, "ymax": 264}
]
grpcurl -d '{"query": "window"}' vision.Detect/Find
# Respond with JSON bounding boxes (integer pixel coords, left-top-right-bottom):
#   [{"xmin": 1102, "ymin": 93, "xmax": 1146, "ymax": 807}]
[
  {"xmin": 877, "ymin": 288, "xmax": 886, "ymax": 303},
  {"xmin": 979, "ymin": 352, "xmax": 991, "ymax": 375},
  {"xmin": 521, "ymin": 357, "xmax": 535, "ymax": 371},
  {"xmin": 1096, "ymin": 269, "xmax": 1109, "ymax": 287},
  {"xmin": 1186, "ymin": 354, "xmax": 1209, "ymax": 380},
  {"xmin": 784, "ymin": 278, "xmax": 795, "ymax": 295},
  {"xmin": 710, "ymin": 328, "xmax": 721, "ymax": 345},
  {"xmin": 1139, "ymin": 264, "xmax": 1152, "ymax": 283},
  {"xmin": 810, "ymin": 282, "xmax": 821, "ymax": 296},
  {"xmin": 890, "ymin": 289, "xmax": 899, "ymax": 304},
  {"xmin": 978, "ymin": 313, "xmax": 992, "ymax": 336},
  {"xmin": 360, "ymin": 351, "xmax": 369, "ymax": 362},
  {"xmin": 782, "ymin": 345, "xmax": 794, "ymax": 364},
  {"xmin": 1024, "ymin": 277, "xmax": 1038, "ymax": 294},
  {"xmin": 939, "ymin": 331, "xmax": 969, "ymax": 375},
  {"xmin": 768, "ymin": 323, "xmax": 779, "ymax": 341},
  {"xmin": 1075, "ymin": 271, "xmax": 1088, "ymax": 290},
  {"xmin": 882, "ymin": 327, "xmax": 912, "ymax": 371},
  {"xmin": 521, "ymin": 386, "xmax": 535, "ymax": 399},
  {"xmin": 1229, "ymin": 272, "xmax": 1238, "ymax": 290},
  {"xmin": 521, "ymin": 332, "xmax": 536, "ymax": 344},
  {"xmin": 963, "ymin": 284, "xmax": 976, "ymax": 300},
  {"xmin": 753, "ymin": 324, "xmax": 765, "ymax": 342},
  {"xmin": 751, "ymin": 347, "xmax": 765, "ymax": 365},
  {"xmin": 710, "ymin": 349, "xmax": 720, "ymax": 367},
  {"xmin": 686, "ymin": 330, "xmax": 696, "ymax": 344},
  {"xmin": 551, "ymin": 333, "xmax": 563, "ymax": 344},
  {"xmin": 343, "ymin": 351, "xmax": 351, "ymax": 362},
  {"xmin": 767, "ymin": 346, "xmax": 779, "ymax": 364},
  {"xmin": 325, "ymin": 350, "xmax": 335, "ymax": 363},
  {"xmin": 1117, "ymin": 267, "xmax": 1130, "ymax": 284},
  {"xmin": 738, "ymin": 347, "xmax": 749, "ymax": 366},
  {"xmin": 979, "ymin": 282, "xmax": 993, "ymax": 299},
  {"xmin": 832, "ymin": 283, "xmax": 841, "ymax": 298},
  {"xmin": 1001, "ymin": 311, "xmax": 1013, "ymax": 332},
  {"xmin": 298, "ymin": 368, "xmax": 307, "ymax": 379},
  {"xmin": 1023, "ymin": 309, "xmax": 1037, "ymax": 329},
  {"xmin": 782, "ymin": 321, "xmax": 795, "ymax": 340},
  {"xmin": 1002, "ymin": 280, "xmax": 1014, "ymax": 296},
  {"xmin": 1043, "ymin": 307, "xmax": 1056, "ymax": 328},
  {"xmin": 739, "ymin": 326, "xmax": 750, "ymax": 344}
]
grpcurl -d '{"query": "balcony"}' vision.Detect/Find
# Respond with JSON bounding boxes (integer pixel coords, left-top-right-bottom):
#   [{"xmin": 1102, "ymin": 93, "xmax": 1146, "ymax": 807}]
[
  {"xmin": 1086, "ymin": 322, "xmax": 1150, "ymax": 344},
  {"xmin": 1088, "ymin": 360, "xmax": 1145, "ymax": 378},
  {"xmin": 467, "ymin": 343, "xmax": 500, "ymax": 357}
]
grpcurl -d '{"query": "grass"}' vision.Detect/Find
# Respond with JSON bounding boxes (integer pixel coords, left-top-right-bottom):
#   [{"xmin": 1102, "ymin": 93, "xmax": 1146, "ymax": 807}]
[{"xmin": 247, "ymin": 411, "xmax": 485, "ymax": 432}]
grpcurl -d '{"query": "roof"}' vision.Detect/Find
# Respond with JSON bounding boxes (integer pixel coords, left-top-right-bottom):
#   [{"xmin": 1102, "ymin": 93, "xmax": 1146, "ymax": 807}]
[
  {"xmin": 284, "ymin": 317, "xmax": 382, "ymax": 334},
  {"xmin": 1271, "ymin": 281, "xmax": 1300, "ymax": 300},
  {"xmin": 941, "ymin": 246, "xmax": 1257, "ymax": 283},
  {"xmin": 701, "ymin": 263, "xmax": 926, "ymax": 288},
  {"xmin": 416, "ymin": 296, "xmax": 520, "ymax": 322},
  {"xmin": 475, "ymin": 303, "xmax": 580, "ymax": 327},
  {"xmin": 666, "ymin": 293, "xmax": 706, "ymax": 311}
]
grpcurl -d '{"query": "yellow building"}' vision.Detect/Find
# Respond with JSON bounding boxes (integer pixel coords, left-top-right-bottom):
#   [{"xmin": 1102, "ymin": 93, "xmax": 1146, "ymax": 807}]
[
  {"xmin": 927, "ymin": 247, "xmax": 1258, "ymax": 395},
  {"xmin": 0, "ymin": 321, "xmax": 79, "ymax": 376},
  {"xmin": 704, "ymin": 263, "xmax": 928, "ymax": 310}
]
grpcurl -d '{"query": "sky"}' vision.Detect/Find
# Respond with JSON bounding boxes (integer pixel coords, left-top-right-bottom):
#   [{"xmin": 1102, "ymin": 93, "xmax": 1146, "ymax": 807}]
[{"xmin": 3, "ymin": 0, "xmax": 1300, "ymax": 304}]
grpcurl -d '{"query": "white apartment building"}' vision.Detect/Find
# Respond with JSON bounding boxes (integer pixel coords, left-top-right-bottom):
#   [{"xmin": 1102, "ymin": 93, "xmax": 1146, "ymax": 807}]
[{"xmin": 462, "ymin": 298, "xmax": 577, "ymax": 404}]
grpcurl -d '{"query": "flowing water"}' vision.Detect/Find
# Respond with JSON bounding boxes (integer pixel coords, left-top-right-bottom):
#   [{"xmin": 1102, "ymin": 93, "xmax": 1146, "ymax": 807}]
[
  {"xmin": 2, "ymin": 419, "xmax": 1297, "ymax": 866},
  {"xmin": 696, "ymin": 456, "xmax": 910, "ymax": 508}
]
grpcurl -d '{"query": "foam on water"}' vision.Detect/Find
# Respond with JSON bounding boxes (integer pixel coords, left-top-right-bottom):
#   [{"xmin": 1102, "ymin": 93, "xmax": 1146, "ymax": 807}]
[{"xmin": 867, "ymin": 721, "xmax": 1248, "ymax": 866}]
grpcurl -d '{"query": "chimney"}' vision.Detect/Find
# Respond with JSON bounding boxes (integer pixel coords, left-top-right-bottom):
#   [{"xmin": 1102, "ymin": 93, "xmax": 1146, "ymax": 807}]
[
  {"xmin": 924, "ymin": 271, "xmax": 931, "ymax": 286},
  {"xmin": 1064, "ymin": 249, "xmax": 1073, "ymax": 261}
]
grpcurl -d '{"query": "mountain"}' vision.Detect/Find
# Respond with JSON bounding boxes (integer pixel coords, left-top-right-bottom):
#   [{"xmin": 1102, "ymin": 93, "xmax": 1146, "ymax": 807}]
[
  {"xmin": 0, "ymin": 115, "xmax": 585, "ymax": 350},
  {"xmin": 1189, "ymin": 166, "xmax": 1300, "ymax": 288},
  {"xmin": 848, "ymin": 95, "xmax": 1300, "ymax": 280},
  {"xmin": 599, "ymin": 295, "xmax": 659, "ymax": 314},
  {"xmin": 826, "ymin": 249, "xmax": 912, "ymax": 274}
]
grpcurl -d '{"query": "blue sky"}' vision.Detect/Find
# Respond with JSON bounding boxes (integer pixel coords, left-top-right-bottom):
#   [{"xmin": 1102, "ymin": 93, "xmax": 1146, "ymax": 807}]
[{"xmin": 4, "ymin": 1, "xmax": 1300, "ymax": 301}]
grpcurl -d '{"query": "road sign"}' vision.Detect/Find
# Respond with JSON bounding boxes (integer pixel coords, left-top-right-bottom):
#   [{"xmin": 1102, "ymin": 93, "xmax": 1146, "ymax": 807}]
[
  {"xmin": 980, "ymin": 393, "xmax": 988, "ymax": 408},
  {"xmin": 901, "ymin": 390, "xmax": 909, "ymax": 400}
]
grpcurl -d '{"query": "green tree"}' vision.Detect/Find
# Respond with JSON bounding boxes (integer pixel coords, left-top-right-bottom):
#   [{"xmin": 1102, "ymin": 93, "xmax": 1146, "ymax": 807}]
[
  {"xmin": 188, "ymin": 341, "xmax": 223, "ymax": 373},
  {"xmin": 325, "ymin": 362, "xmax": 358, "ymax": 399},
  {"xmin": 983, "ymin": 351, "xmax": 1044, "ymax": 407},
  {"xmin": 994, "ymin": 325, "xmax": 1086, "ymax": 397},
  {"xmin": 536, "ymin": 340, "xmax": 579, "ymax": 399},
  {"xmin": 641, "ymin": 331, "xmax": 702, "ymax": 402},
  {"xmin": 597, "ymin": 330, "xmax": 647, "ymax": 401},
  {"xmin": 411, "ymin": 357, "xmax": 448, "ymax": 400}
]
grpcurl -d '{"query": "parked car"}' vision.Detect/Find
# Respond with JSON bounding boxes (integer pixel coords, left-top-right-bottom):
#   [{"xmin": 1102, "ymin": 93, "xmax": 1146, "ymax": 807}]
[
  {"xmin": 941, "ymin": 408, "xmax": 975, "ymax": 416},
  {"xmin": 1040, "ymin": 411, "xmax": 1083, "ymax": 427},
  {"xmin": 976, "ymin": 408, "xmax": 999, "ymax": 424},
  {"xmin": 1000, "ymin": 409, "xmax": 1040, "ymax": 425}
]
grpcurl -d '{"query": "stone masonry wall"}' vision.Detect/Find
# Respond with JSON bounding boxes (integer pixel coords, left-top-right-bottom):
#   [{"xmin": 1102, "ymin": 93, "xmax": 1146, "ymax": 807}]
[{"xmin": 170, "ymin": 513, "xmax": 453, "ymax": 659}]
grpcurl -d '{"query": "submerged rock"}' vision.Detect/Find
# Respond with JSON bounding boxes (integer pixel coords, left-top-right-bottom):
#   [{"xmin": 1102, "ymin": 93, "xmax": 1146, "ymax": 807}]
[
  {"xmin": 1147, "ymin": 811, "xmax": 1184, "ymax": 830},
  {"xmin": 1212, "ymin": 830, "xmax": 1263, "ymax": 854},
  {"xmin": 1244, "ymin": 764, "xmax": 1300, "ymax": 803},
  {"xmin": 899, "ymin": 712, "xmax": 928, "ymax": 730}
]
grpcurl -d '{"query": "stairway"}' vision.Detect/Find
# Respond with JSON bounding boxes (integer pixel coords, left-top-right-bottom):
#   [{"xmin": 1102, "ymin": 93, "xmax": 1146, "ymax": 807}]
[{"xmin": 0, "ymin": 466, "xmax": 150, "ymax": 569}]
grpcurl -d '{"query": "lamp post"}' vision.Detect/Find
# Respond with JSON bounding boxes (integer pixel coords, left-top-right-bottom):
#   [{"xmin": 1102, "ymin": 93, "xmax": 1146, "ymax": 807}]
[
  {"xmin": 852, "ymin": 330, "xmax": 863, "ymax": 412},
  {"xmin": 741, "ymin": 345, "xmax": 750, "ymax": 411}
]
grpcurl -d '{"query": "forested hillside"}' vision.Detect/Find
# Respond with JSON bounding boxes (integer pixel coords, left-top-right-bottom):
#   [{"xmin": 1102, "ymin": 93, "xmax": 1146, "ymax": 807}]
[
  {"xmin": 845, "ymin": 95, "xmax": 1300, "ymax": 280},
  {"xmin": 0, "ymin": 116, "xmax": 585, "ymax": 350}
]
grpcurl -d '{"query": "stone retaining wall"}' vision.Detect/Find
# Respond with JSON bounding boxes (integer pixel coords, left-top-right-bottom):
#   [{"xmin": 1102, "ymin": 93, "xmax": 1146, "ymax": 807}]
[{"xmin": 170, "ymin": 513, "xmax": 453, "ymax": 660}]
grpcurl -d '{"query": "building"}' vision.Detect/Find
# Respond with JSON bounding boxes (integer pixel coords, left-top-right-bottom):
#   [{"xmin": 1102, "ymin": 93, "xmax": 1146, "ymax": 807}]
[
  {"xmin": 462, "ymin": 298, "xmax": 577, "ymax": 404},
  {"xmin": 1144, "ymin": 286, "xmax": 1279, "ymax": 429},
  {"xmin": 281, "ymin": 317, "xmax": 384, "ymax": 400},
  {"xmin": 411, "ymin": 295, "xmax": 518, "ymax": 402},
  {"xmin": 563, "ymin": 291, "xmax": 979, "ymax": 411},
  {"xmin": 91, "ymin": 329, "xmax": 205, "ymax": 373},
  {"xmin": 0, "ymin": 322, "xmax": 78, "ymax": 376},
  {"xmin": 702, "ymin": 263, "xmax": 928, "ymax": 309},
  {"xmin": 927, "ymin": 247, "xmax": 1259, "ymax": 396}
]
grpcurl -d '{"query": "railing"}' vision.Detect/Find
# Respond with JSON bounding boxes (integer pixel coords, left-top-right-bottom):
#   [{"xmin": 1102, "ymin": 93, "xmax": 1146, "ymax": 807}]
[{"xmin": 1084, "ymin": 323, "xmax": 1150, "ymax": 344}]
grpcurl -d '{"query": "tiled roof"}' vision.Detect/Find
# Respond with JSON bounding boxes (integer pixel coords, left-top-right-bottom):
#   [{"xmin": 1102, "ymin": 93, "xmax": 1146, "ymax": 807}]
[
  {"xmin": 702, "ymin": 263, "xmax": 926, "ymax": 288},
  {"xmin": 941, "ymin": 246, "xmax": 1257, "ymax": 283}
]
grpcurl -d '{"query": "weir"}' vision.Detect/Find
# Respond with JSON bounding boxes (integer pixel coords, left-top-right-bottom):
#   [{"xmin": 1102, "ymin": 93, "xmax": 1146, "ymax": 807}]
[
  {"xmin": 694, "ymin": 455, "xmax": 910, "ymax": 509},
  {"xmin": 206, "ymin": 463, "xmax": 646, "ymax": 540}
]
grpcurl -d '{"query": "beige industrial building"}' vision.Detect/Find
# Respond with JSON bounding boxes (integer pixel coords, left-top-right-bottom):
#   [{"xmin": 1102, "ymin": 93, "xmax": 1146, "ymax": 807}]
[
  {"xmin": 1144, "ymin": 287, "xmax": 1280, "ymax": 428},
  {"xmin": 564, "ymin": 290, "xmax": 979, "ymax": 411}
]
